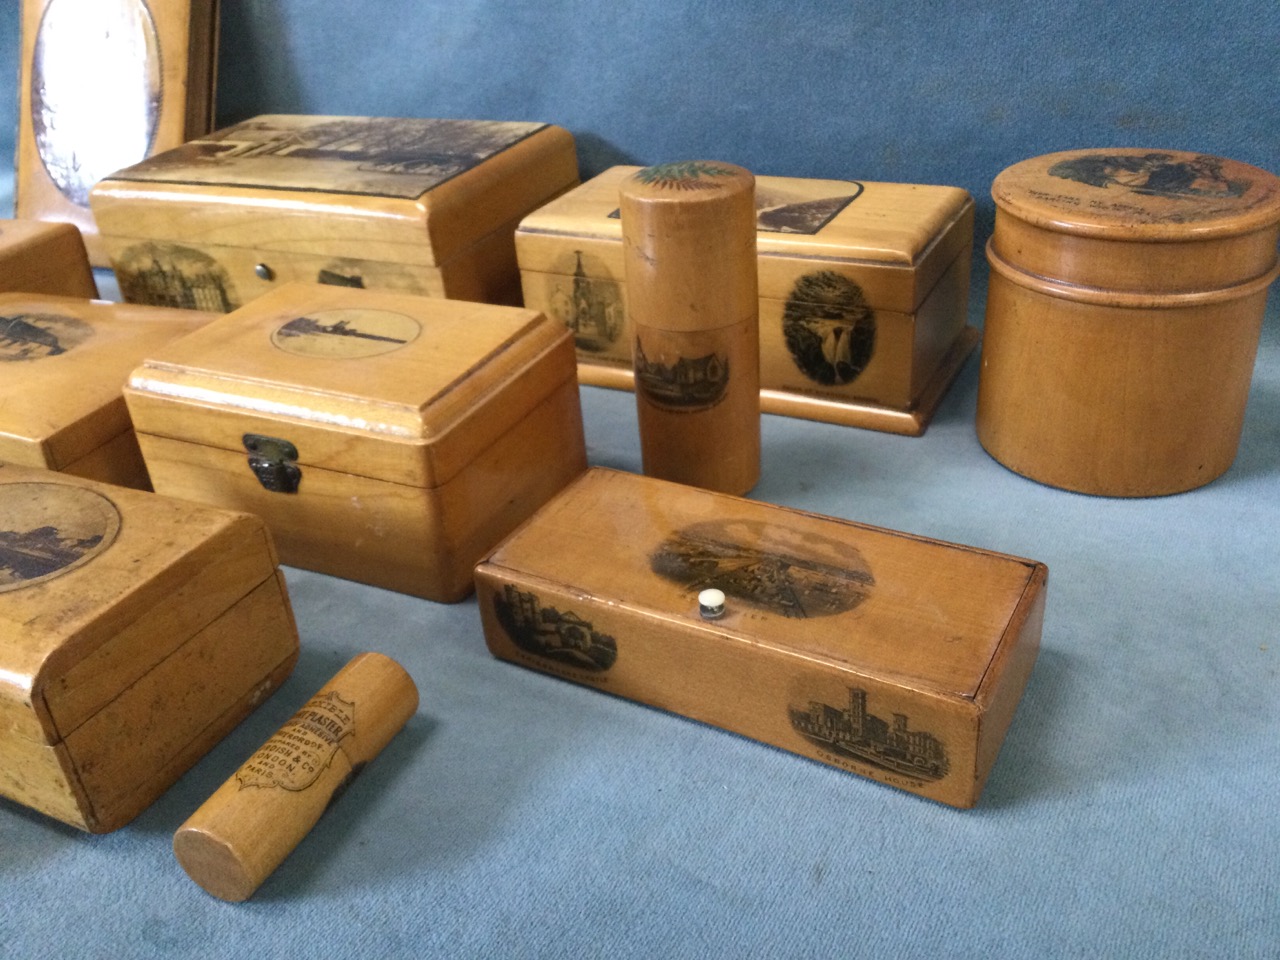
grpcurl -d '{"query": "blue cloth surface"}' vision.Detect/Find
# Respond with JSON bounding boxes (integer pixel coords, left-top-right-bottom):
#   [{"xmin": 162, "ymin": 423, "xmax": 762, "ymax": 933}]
[{"xmin": 2, "ymin": 2, "xmax": 1279, "ymax": 958}]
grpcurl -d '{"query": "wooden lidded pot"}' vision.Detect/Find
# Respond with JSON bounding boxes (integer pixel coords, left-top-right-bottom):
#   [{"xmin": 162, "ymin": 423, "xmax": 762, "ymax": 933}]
[{"xmin": 977, "ymin": 148, "xmax": 1280, "ymax": 496}]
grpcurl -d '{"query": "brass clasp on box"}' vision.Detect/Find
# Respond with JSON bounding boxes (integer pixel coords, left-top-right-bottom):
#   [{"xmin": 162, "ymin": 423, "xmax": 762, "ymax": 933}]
[{"xmin": 243, "ymin": 434, "xmax": 301, "ymax": 493}]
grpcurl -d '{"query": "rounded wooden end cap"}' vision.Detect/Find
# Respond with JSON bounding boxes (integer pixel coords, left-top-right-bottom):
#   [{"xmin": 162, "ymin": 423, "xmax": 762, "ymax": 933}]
[
  {"xmin": 173, "ymin": 827, "xmax": 258, "ymax": 902},
  {"xmin": 620, "ymin": 161, "xmax": 754, "ymax": 205}
]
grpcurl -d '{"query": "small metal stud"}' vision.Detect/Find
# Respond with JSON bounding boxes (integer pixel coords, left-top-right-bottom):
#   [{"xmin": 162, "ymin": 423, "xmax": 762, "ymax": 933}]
[
  {"xmin": 254, "ymin": 263, "xmax": 275, "ymax": 281},
  {"xmin": 698, "ymin": 588, "xmax": 726, "ymax": 620}
]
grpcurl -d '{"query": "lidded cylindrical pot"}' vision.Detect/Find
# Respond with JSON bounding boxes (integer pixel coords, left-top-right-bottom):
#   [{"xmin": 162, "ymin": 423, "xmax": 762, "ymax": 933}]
[{"xmin": 977, "ymin": 148, "xmax": 1280, "ymax": 496}]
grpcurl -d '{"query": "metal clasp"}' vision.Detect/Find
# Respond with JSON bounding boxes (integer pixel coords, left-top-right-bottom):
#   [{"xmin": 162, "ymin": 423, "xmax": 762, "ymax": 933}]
[{"xmin": 243, "ymin": 434, "xmax": 301, "ymax": 494}]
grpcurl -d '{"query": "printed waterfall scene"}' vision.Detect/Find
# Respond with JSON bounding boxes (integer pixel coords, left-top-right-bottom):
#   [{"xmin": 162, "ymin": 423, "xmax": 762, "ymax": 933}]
[
  {"xmin": 634, "ymin": 342, "xmax": 730, "ymax": 411},
  {"xmin": 789, "ymin": 686, "xmax": 949, "ymax": 781},
  {"xmin": 0, "ymin": 312, "xmax": 92, "ymax": 361},
  {"xmin": 650, "ymin": 518, "xmax": 875, "ymax": 619},
  {"xmin": 783, "ymin": 271, "xmax": 877, "ymax": 386},
  {"xmin": 493, "ymin": 584, "xmax": 618, "ymax": 672},
  {"xmin": 0, "ymin": 483, "xmax": 121, "ymax": 592},
  {"xmin": 271, "ymin": 308, "xmax": 421, "ymax": 359}
]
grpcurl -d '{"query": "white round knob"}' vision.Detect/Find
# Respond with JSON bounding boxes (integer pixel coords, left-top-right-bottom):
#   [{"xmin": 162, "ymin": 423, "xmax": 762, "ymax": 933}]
[{"xmin": 698, "ymin": 588, "xmax": 726, "ymax": 619}]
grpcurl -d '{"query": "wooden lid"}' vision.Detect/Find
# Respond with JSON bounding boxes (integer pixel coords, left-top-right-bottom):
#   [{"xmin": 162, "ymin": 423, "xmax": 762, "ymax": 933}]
[
  {"xmin": 125, "ymin": 282, "xmax": 576, "ymax": 488},
  {"xmin": 92, "ymin": 116, "xmax": 578, "ymax": 267},
  {"xmin": 0, "ymin": 465, "xmax": 278, "ymax": 746},
  {"xmin": 482, "ymin": 468, "xmax": 1044, "ymax": 701},
  {"xmin": 992, "ymin": 148, "xmax": 1280, "ymax": 240},
  {"xmin": 0, "ymin": 294, "xmax": 214, "ymax": 468}
]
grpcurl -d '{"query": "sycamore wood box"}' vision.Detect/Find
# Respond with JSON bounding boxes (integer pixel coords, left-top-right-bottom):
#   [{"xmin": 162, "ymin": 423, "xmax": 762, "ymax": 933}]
[
  {"xmin": 17, "ymin": 0, "xmax": 219, "ymax": 265},
  {"xmin": 516, "ymin": 166, "xmax": 977, "ymax": 435},
  {"xmin": 978, "ymin": 149, "xmax": 1280, "ymax": 497},
  {"xmin": 0, "ymin": 464, "xmax": 299, "ymax": 833},
  {"xmin": 91, "ymin": 115, "xmax": 580, "ymax": 312},
  {"xmin": 0, "ymin": 294, "xmax": 215, "ymax": 489},
  {"xmin": 124, "ymin": 282, "xmax": 588, "ymax": 602},
  {"xmin": 474, "ymin": 468, "xmax": 1046, "ymax": 808},
  {"xmin": 0, "ymin": 220, "xmax": 97, "ymax": 298}
]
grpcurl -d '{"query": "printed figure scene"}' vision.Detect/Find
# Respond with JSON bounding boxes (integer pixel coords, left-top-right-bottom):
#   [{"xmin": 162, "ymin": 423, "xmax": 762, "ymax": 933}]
[
  {"xmin": 0, "ymin": 312, "xmax": 92, "ymax": 361},
  {"xmin": 1048, "ymin": 152, "xmax": 1249, "ymax": 200},
  {"xmin": 115, "ymin": 243, "xmax": 239, "ymax": 313},
  {"xmin": 783, "ymin": 271, "xmax": 877, "ymax": 386},
  {"xmin": 634, "ymin": 342, "xmax": 730, "ymax": 411},
  {"xmin": 272, "ymin": 308, "xmax": 421, "ymax": 359},
  {"xmin": 650, "ymin": 519, "xmax": 875, "ymax": 619},
  {"xmin": 550, "ymin": 251, "xmax": 625, "ymax": 354},
  {"xmin": 790, "ymin": 686, "xmax": 949, "ymax": 781},
  {"xmin": 494, "ymin": 584, "xmax": 618, "ymax": 672},
  {"xmin": 0, "ymin": 485, "xmax": 120, "ymax": 592}
]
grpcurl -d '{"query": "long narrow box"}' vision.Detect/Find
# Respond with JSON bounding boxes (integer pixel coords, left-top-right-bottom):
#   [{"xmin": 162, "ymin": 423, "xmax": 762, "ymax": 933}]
[
  {"xmin": 0, "ymin": 464, "xmax": 299, "ymax": 832},
  {"xmin": 517, "ymin": 167, "xmax": 977, "ymax": 435},
  {"xmin": 475, "ymin": 468, "xmax": 1046, "ymax": 807}
]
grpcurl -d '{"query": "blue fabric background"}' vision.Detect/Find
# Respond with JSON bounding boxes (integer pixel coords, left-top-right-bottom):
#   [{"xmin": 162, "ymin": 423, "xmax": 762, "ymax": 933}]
[{"xmin": 1, "ymin": 2, "xmax": 1278, "ymax": 957}]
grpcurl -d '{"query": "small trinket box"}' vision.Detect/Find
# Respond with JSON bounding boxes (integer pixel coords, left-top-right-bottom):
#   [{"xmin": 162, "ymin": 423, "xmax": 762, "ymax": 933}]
[
  {"xmin": 92, "ymin": 115, "xmax": 579, "ymax": 310},
  {"xmin": 0, "ymin": 464, "xmax": 299, "ymax": 832},
  {"xmin": 0, "ymin": 294, "xmax": 215, "ymax": 489},
  {"xmin": 124, "ymin": 282, "xmax": 588, "ymax": 601},
  {"xmin": 0, "ymin": 220, "xmax": 97, "ymax": 298},
  {"xmin": 516, "ymin": 167, "xmax": 976, "ymax": 434},
  {"xmin": 474, "ymin": 468, "xmax": 1047, "ymax": 808}
]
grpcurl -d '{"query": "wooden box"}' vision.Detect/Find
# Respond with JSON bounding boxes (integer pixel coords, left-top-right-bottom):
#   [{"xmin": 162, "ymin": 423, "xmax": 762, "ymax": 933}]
[
  {"xmin": 91, "ymin": 115, "xmax": 580, "ymax": 312},
  {"xmin": 474, "ymin": 468, "xmax": 1047, "ymax": 808},
  {"xmin": 16, "ymin": 0, "xmax": 219, "ymax": 265},
  {"xmin": 124, "ymin": 282, "xmax": 588, "ymax": 602},
  {"xmin": 516, "ymin": 166, "xmax": 977, "ymax": 435},
  {"xmin": 978, "ymin": 149, "xmax": 1280, "ymax": 496},
  {"xmin": 0, "ymin": 294, "xmax": 215, "ymax": 489},
  {"xmin": 0, "ymin": 220, "xmax": 97, "ymax": 298},
  {"xmin": 0, "ymin": 464, "xmax": 299, "ymax": 832}
]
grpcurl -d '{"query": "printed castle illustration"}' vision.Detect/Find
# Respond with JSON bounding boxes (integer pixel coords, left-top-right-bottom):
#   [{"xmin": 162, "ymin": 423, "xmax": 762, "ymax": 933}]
[
  {"xmin": 118, "ymin": 256, "xmax": 235, "ymax": 312},
  {"xmin": 0, "ymin": 526, "xmax": 104, "ymax": 583},
  {"xmin": 493, "ymin": 584, "xmax": 617, "ymax": 672},
  {"xmin": 789, "ymin": 687, "xmax": 948, "ymax": 780}
]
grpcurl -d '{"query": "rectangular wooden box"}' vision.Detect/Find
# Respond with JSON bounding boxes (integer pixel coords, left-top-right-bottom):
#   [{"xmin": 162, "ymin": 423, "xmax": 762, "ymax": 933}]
[
  {"xmin": 17, "ymin": 0, "xmax": 219, "ymax": 265},
  {"xmin": 474, "ymin": 468, "xmax": 1046, "ymax": 807},
  {"xmin": 0, "ymin": 464, "xmax": 299, "ymax": 832},
  {"xmin": 516, "ymin": 167, "xmax": 978, "ymax": 435},
  {"xmin": 0, "ymin": 294, "xmax": 215, "ymax": 489},
  {"xmin": 91, "ymin": 115, "xmax": 580, "ymax": 312},
  {"xmin": 124, "ymin": 282, "xmax": 589, "ymax": 602},
  {"xmin": 0, "ymin": 220, "xmax": 98, "ymax": 298}
]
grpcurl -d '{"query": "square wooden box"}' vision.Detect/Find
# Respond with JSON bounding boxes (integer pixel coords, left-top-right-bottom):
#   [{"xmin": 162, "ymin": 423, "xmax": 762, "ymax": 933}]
[
  {"xmin": 474, "ymin": 468, "xmax": 1046, "ymax": 807},
  {"xmin": 516, "ymin": 167, "xmax": 978, "ymax": 435},
  {"xmin": 0, "ymin": 294, "xmax": 214, "ymax": 489},
  {"xmin": 0, "ymin": 220, "xmax": 97, "ymax": 298},
  {"xmin": 124, "ymin": 282, "xmax": 588, "ymax": 602},
  {"xmin": 16, "ymin": 0, "xmax": 219, "ymax": 265},
  {"xmin": 91, "ymin": 115, "xmax": 580, "ymax": 312},
  {"xmin": 0, "ymin": 464, "xmax": 299, "ymax": 832}
]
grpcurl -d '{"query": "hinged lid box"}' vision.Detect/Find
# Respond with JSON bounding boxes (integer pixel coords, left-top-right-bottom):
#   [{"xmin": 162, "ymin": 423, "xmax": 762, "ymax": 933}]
[
  {"xmin": 124, "ymin": 282, "xmax": 588, "ymax": 601},
  {"xmin": 0, "ymin": 464, "xmax": 299, "ymax": 832},
  {"xmin": 91, "ymin": 115, "xmax": 579, "ymax": 311},
  {"xmin": 0, "ymin": 294, "xmax": 214, "ymax": 489},
  {"xmin": 0, "ymin": 220, "xmax": 97, "ymax": 298},
  {"xmin": 516, "ymin": 167, "xmax": 977, "ymax": 434},
  {"xmin": 475, "ymin": 468, "xmax": 1046, "ymax": 807}
]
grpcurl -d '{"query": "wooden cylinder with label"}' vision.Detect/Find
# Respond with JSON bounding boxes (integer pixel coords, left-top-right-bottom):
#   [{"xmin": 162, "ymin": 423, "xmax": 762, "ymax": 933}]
[
  {"xmin": 620, "ymin": 161, "xmax": 760, "ymax": 495},
  {"xmin": 172, "ymin": 652, "xmax": 418, "ymax": 901}
]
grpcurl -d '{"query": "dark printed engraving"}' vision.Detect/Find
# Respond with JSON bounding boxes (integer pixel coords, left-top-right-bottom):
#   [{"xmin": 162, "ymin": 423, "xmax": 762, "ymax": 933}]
[
  {"xmin": 634, "ymin": 341, "xmax": 730, "ymax": 411},
  {"xmin": 317, "ymin": 268, "xmax": 366, "ymax": 288},
  {"xmin": 1048, "ymin": 152, "xmax": 1249, "ymax": 200},
  {"xmin": 608, "ymin": 178, "xmax": 861, "ymax": 235},
  {"xmin": 551, "ymin": 251, "xmax": 624, "ymax": 353},
  {"xmin": 0, "ymin": 312, "xmax": 92, "ymax": 361},
  {"xmin": 783, "ymin": 271, "xmax": 876, "ymax": 386},
  {"xmin": 30, "ymin": 0, "xmax": 162, "ymax": 206},
  {"xmin": 650, "ymin": 519, "xmax": 874, "ymax": 619},
  {"xmin": 271, "ymin": 308, "xmax": 421, "ymax": 359},
  {"xmin": 494, "ymin": 584, "xmax": 618, "ymax": 672},
  {"xmin": 634, "ymin": 161, "xmax": 738, "ymax": 191},
  {"xmin": 116, "ymin": 243, "xmax": 239, "ymax": 312},
  {"xmin": 790, "ymin": 686, "xmax": 949, "ymax": 781},
  {"xmin": 0, "ymin": 483, "xmax": 121, "ymax": 592}
]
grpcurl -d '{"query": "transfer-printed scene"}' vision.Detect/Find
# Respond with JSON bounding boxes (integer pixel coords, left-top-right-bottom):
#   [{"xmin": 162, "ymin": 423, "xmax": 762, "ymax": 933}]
[
  {"xmin": 782, "ymin": 271, "xmax": 877, "ymax": 386},
  {"xmin": 115, "ymin": 242, "xmax": 239, "ymax": 312},
  {"xmin": 272, "ymin": 308, "xmax": 421, "ymax": 359},
  {"xmin": 1048, "ymin": 152, "xmax": 1249, "ymax": 201},
  {"xmin": 651, "ymin": 518, "xmax": 875, "ymax": 619},
  {"xmin": 633, "ymin": 161, "xmax": 738, "ymax": 191},
  {"xmin": 634, "ymin": 342, "xmax": 730, "ymax": 411},
  {"xmin": 789, "ymin": 685, "xmax": 949, "ymax": 781},
  {"xmin": 110, "ymin": 116, "xmax": 548, "ymax": 199},
  {"xmin": 236, "ymin": 691, "xmax": 356, "ymax": 792},
  {"xmin": 30, "ymin": 0, "xmax": 161, "ymax": 206},
  {"xmin": 0, "ymin": 312, "xmax": 92, "ymax": 361},
  {"xmin": 607, "ymin": 177, "xmax": 862, "ymax": 235},
  {"xmin": 493, "ymin": 584, "xmax": 618, "ymax": 672},
  {"xmin": 548, "ymin": 251, "xmax": 625, "ymax": 355},
  {"xmin": 0, "ymin": 483, "xmax": 121, "ymax": 592}
]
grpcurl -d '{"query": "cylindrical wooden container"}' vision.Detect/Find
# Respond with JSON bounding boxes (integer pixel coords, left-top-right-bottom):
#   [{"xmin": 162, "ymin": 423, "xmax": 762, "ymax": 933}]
[
  {"xmin": 977, "ymin": 148, "xmax": 1280, "ymax": 496},
  {"xmin": 173, "ymin": 652, "xmax": 418, "ymax": 901},
  {"xmin": 620, "ymin": 161, "xmax": 760, "ymax": 495}
]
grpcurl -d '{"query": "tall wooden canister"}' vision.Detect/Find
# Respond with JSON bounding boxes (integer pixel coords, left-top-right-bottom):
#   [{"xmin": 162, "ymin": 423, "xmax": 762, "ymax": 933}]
[{"xmin": 977, "ymin": 149, "xmax": 1280, "ymax": 496}]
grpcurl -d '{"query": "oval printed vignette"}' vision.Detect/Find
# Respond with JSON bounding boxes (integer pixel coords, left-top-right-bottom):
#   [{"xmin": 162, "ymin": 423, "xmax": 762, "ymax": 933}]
[
  {"xmin": 271, "ymin": 308, "xmax": 422, "ymax": 359},
  {"xmin": 0, "ymin": 482, "xmax": 121, "ymax": 592}
]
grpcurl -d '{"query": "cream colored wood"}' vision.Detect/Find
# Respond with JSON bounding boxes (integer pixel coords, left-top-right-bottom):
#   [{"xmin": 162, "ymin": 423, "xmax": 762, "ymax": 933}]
[
  {"xmin": 0, "ymin": 220, "xmax": 97, "ymax": 297},
  {"xmin": 174, "ymin": 653, "xmax": 418, "ymax": 902},
  {"xmin": 474, "ymin": 468, "xmax": 1047, "ymax": 808}
]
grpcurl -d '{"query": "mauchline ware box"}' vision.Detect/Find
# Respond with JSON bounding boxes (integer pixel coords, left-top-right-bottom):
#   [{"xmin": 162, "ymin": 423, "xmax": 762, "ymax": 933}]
[
  {"xmin": 516, "ymin": 166, "xmax": 976, "ymax": 435},
  {"xmin": 0, "ymin": 220, "xmax": 98, "ymax": 298}
]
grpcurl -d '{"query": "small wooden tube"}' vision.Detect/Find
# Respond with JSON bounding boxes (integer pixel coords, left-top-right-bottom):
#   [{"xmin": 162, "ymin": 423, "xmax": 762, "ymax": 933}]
[
  {"xmin": 173, "ymin": 652, "xmax": 418, "ymax": 901},
  {"xmin": 620, "ymin": 161, "xmax": 760, "ymax": 495}
]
